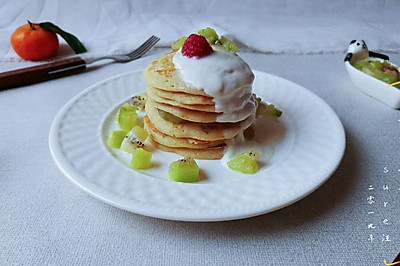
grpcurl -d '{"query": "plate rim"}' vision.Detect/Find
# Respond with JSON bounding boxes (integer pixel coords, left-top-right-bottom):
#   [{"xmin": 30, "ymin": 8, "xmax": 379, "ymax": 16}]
[{"xmin": 49, "ymin": 69, "xmax": 346, "ymax": 222}]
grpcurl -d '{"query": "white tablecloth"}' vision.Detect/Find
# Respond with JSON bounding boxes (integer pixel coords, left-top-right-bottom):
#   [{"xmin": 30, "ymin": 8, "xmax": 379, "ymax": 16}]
[{"xmin": 1, "ymin": 1, "xmax": 400, "ymax": 265}]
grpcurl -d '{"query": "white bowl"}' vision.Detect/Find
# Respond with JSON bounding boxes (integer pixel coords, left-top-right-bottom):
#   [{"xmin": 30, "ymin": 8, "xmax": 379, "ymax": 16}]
[{"xmin": 345, "ymin": 60, "xmax": 400, "ymax": 109}]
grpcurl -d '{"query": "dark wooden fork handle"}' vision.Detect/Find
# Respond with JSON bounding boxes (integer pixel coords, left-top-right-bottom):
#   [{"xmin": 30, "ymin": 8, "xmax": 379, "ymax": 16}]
[{"xmin": 0, "ymin": 57, "xmax": 87, "ymax": 91}]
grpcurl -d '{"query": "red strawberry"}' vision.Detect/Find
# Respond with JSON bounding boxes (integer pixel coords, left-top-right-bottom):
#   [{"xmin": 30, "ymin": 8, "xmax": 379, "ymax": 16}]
[{"xmin": 181, "ymin": 34, "xmax": 213, "ymax": 58}]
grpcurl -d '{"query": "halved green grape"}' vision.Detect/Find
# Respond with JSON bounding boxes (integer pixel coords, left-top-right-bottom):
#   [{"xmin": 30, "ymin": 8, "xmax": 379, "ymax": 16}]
[
  {"xmin": 172, "ymin": 36, "xmax": 187, "ymax": 51},
  {"xmin": 227, "ymin": 151, "xmax": 261, "ymax": 174},
  {"xmin": 131, "ymin": 93, "xmax": 147, "ymax": 110},
  {"xmin": 168, "ymin": 157, "xmax": 200, "ymax": 183},
  {"xmin": 115, "ymin": 103, "xmax": 138, "ymax": 131},
  {"xmin": 130, "ymin": 148, "xmax": 152, "ymax": 169},
  {"xmin": 107, "ymin": 130, "xmax": 128, "ymax": 149},
  {"xmin": 158, "ymin": 109, "xmax": 183, "ymax": 124},
  {"xmin": 219, "ymin": 36, "xmax": 239, "ymax": 54},
  {"xmin": 198, "ymin": 27, "xmax": 219, "ymax": 44}
]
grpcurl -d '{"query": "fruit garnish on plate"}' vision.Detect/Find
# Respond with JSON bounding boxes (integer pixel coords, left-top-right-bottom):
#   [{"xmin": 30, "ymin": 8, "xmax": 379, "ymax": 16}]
[
  {"xmin": 115, "ymin": 103, "xmax": 138, "ymax": 131},
  {"xmin": 168, "ymin": 157, "xmax": 200, "ymax": 182},
  {"xmin": 227, "ymin": 151, "xmax": 261, "ymax": 174},
  {"xmin": 254, "ymin": 94, "xmax": 283, "ymax": 118},
  {"xmin": 181, "ymin": 34, "xmax": 214, "ymax": 59},
  {"xmin": 120, "ymin": 125, "xmax": 148, "ymax": 154},
  {"xmin": 171, "ymin": 27, "xmax": 238, "ymax": 54},
  {"xmin": 107, "ymin": 130, "xmax": 127, "ymax": 149},
  {"xmin": 130, "ymin": 148, "xmax": 152, "ymax": 170},
  {"xmin": 131, "ymin": 93, "xmax": 147, "ymax": 110}
]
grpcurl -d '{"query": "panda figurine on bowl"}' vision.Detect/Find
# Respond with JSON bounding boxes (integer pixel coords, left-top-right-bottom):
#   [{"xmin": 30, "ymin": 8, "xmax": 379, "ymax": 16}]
[
  {"xmin": 344, "ymin": 40, "xmax": 389, "ymax": 64},
  {"xmin": 344, "ymin": 40, "xmax": 400, "ymax": 109}
]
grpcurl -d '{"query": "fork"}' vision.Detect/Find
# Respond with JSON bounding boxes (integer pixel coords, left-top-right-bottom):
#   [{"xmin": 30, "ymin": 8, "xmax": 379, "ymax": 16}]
[{"xmin": 0, "ymin": 35, "xmax": 160, "ymax": 90}]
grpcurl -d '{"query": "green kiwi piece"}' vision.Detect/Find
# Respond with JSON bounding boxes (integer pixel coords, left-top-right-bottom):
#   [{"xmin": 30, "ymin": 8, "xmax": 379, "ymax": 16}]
[
  {"xmin": 227, "ymin": 151, "xmax": 261, "ymax": 174},
  {"xmin": 172, "ymin": 36, "xmax": 187, "ymax": 51},
  {"xmin": 115, "ymin": 103, "xmax": 138, "ymax": 131},
  {"xmin": 130, "ymin": 148, "xmax": 152, "ymax": 169},
  {"xmin": 168, "ymin": 157, "xmax": 200, "ymax": 183},
  {"xmin": 131, "ymin": 93, "xmax": 147, "ymax": 110},
  {"xmin": 263, "ymin": 104, "xmax": 282, "ymax": 117},
  {"xmin": 219, "ymin": 36, "xmax": 238, "ymax": 54},
  {"xmin": 107, "ymin": 130, "xmax": 128, "ymax": 149},
  {"xmin": 198, "ymin": 27, "xmax": 219, "ymax": 44}
]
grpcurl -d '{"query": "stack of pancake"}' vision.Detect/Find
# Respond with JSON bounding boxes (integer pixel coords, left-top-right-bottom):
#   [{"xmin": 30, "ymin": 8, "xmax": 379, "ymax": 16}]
[{"xmin": 142, "ymin": 51, "xmax": 256, "ymax": 159}]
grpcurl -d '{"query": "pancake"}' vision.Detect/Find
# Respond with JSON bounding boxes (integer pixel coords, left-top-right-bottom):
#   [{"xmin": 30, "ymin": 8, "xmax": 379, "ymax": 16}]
[
  {"xmin": 143, "ymin": 52, "xmax": 210, "ymax": 97},
  {"xmin": 142, "ymin": 44, "xmax": 256, "ymax": 160},
  {"xmin": 145, "ymin": 100, "xmax": 255, "ymax": 141},
  {"xmin": 149, "ymin": 98, "xmax": 256, "ymax": 123},
  {"xmin": 148, "ymin": 93, "xmax": 217, "ymax": 112},
  {"xmin": 144, "ymin": 116, "xmax": 226, "ymax": 149},
  {"xmin": 146, "ymin": 85, "xmax": 215, "ymax": 106},
  {"xmin": 147, "ymin": 136, "xmax": 226, "ymax": 159}
]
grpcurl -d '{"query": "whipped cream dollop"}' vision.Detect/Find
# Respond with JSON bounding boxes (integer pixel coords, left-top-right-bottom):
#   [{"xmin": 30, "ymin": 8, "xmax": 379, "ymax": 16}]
[{"xmin": 172, "ymin": 48, "xmax": 255, "ymax": 112}]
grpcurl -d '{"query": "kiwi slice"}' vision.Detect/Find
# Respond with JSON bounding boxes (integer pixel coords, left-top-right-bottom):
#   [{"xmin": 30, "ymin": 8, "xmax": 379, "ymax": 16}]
[
  {"xmin": 115, "ymin": 103, "xmax": 138, "ymax": 131},
  {"xmin": 131, "ymin": 93, "xmax": 147, "ymax": 110},
  {"xmin": 158, "ymin": 109, "xmax": 183, "ymax": 124},
  {"xmin": 130, "ymin": 148, "xmax": 152, "ymax": 170},
  {"xmin": 198, "ymin": 27, "xmax": 219, "ymax": 44},
  {"xmin": 172, "ymin": 36, "xmax": 187, "ymax": 51},
  {"xmin": 168, "ymin": 157, "xmax": 200, "ymax": 183},
  {"xmin": 107, "ymin": 130, "xmax": 127, "ymax": 149},
  {"xmin": 263, "ymin": 104, "xmax": 282, "ymax": 117},
  {"xmin": 219, "ymin": 36, "xmax": 238, "ymax": 54},
  {"xmin": 227, "ymin": 151, "xmax": 261, "ymax": 174},
  {"xmin": 120, "ymin": 126, "xmax": 148, "ymax": 154}
]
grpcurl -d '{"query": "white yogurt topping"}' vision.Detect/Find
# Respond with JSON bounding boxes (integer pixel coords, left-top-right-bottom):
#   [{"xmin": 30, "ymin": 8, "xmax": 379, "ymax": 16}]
[
  {"xmin": 172, "ymin": 48, "xmax": 254, "ymax": 112},
  {"xmin": 216, "ymin": 96, "xmax": 256, "ymax": 123}
]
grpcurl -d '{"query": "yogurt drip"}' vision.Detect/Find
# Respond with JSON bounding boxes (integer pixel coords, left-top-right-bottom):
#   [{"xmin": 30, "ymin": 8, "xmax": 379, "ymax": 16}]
[{"xmin": 172, "ymin": 48, "xmax": 254, "ymax": 113}]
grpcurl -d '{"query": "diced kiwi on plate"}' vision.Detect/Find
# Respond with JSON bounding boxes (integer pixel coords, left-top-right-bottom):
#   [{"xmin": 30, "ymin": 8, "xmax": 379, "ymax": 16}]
[
  {"xmin": 227, "ymin": 151, "xmax": 261, "ymax": 174},
  {"xmin": 168, "ymin": 157, "xmax": 200, "ymax": 183},
  {"xmin": 130, "ymin": 148, "xmax": 152, "ymax": 170},
  {"xmin": 115, "ymin": 103, "xmax": 138, "ymax": 131}
]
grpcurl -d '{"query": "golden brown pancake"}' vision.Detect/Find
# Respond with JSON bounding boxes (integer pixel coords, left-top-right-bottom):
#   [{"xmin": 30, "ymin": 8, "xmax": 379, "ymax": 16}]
[
  {"xmin": 147, "ymin": 136, "xmax": 226, "ymax": 159},
  {"xmin": 146, "ymin": 85, "xmax": 215, "ymax": 106},
  {"xmin": 143, "ymin": 52, "xmax": 209, "ymax": 96},
  {"xmin": 142, "ymin": 49, "xmax": 256, "ymax": 159},
  {"xmin": 145, "ymin": 100, "xmax": 255, "ymax": 141},
  {"xmin": 144, "ymin": 116, "xmax": 226, "ymax": 149}
]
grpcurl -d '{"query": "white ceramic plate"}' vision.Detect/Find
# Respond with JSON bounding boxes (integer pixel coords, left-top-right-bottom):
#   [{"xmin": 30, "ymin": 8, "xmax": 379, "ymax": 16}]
[{"xmin": 49, "ymin": 70, "xmax": 345, "ymax": 222}]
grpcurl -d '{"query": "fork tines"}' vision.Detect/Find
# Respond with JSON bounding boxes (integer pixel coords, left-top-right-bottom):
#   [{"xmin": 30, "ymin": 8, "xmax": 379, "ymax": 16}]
[{"xmin": 128, "ymin": 35, "xmax": 160, "ymax": 59}]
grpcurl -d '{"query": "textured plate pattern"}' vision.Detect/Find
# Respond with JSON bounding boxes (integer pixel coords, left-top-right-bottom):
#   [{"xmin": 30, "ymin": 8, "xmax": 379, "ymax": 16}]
[{"xmin": 49, "ymin": 70, "xmax": 345, "ymax": 221}]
